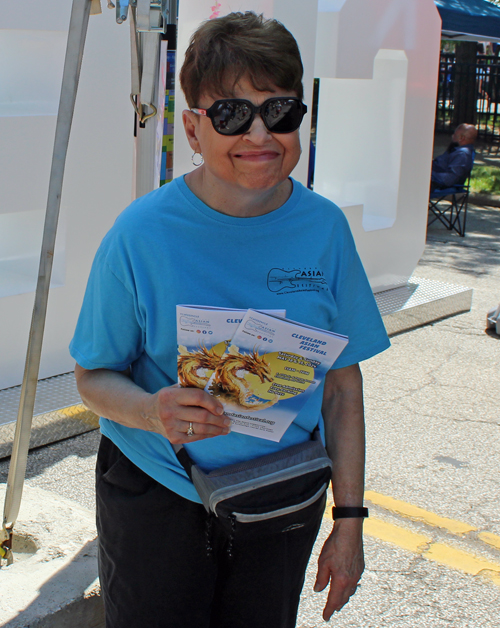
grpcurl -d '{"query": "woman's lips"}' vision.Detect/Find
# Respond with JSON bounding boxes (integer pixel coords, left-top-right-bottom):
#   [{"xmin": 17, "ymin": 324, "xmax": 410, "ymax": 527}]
[{"xmin": 233, "ymin": 151, "xmax": 279, "ymax": 161}]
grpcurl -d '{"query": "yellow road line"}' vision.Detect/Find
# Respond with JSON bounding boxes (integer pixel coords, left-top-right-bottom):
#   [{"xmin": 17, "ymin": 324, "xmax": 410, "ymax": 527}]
[
  {"xmin": 324, "ymin": 510, "xmax": 431, "ymax": 553},
  {"xmin": 364, "ymin": 490, "xmax": 477, "ymax": 535},
  {"xmin": 479, "ymin": 532, "xmax": 500, "ymax": 551},
  {"xmin": 363, "ymin": 517, "xmax": 431, "ymax": 553},
  {"xmin": 324, "ymin": 510, "xmax": 500, "ymax": 587},
  {"xmin": 325, "ymin": 511, "xmax": 431, "ymax": 553},
  {"xmin": 424, "ymin": 542, "xmax": 500, "ymax": 586}
]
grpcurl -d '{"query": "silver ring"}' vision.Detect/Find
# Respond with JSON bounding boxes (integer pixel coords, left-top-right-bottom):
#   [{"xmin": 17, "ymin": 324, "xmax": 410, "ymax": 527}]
[{"xmin": 186, "ymin": 422, "xmax": 195, "ymax": 436}]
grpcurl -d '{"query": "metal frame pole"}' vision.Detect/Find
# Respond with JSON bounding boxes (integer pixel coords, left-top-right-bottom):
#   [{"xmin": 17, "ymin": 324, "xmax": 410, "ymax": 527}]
[{"xmin": 1, "ymin": 0, "xmax": 92, "ymax": 562}]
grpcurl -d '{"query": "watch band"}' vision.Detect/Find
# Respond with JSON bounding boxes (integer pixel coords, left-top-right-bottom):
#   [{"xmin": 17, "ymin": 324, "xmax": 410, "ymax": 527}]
[{"xmin": 332, "ymin": 506, "xmax": 369, "ymax": 520}]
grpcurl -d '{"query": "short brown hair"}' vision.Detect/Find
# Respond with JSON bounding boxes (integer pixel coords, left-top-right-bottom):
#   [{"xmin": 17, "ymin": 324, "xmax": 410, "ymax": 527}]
[{"xmin": 180, "ymin": 11, "xmax": 304, "ymax": 108}]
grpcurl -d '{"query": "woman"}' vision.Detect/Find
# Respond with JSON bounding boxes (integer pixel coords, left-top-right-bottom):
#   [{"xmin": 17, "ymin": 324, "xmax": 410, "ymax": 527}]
[{"xmin": 70, "ymin": 11, "xmax": 390, "ymax": 628}]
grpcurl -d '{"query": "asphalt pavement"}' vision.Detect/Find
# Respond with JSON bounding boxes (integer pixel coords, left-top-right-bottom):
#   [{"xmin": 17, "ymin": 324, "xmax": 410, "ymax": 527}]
[
  {"xmin": 0, "ymin": 196, "xmax": 499, "ymax": 627},
  {"xmin": 298, "ymin": 199, "xmax": 500, "ymax": 627}
]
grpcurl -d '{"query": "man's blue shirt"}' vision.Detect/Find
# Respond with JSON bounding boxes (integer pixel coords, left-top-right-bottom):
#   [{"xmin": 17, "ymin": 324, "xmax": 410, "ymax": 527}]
[{"xmin": 431, "ymin": 143, "xmax": 474, "ymax": 189}]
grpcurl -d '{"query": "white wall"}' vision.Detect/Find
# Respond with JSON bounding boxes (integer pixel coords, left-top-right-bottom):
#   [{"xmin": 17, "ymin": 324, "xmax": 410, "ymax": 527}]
[
  {"xmin": 0, "ymin": 3, "xmax": 134, "ymax": 389},
  {"xmin": 314, "ymin": 0, "xmax": 442, "ymax": 292},
  {"xmin": 0, "ymin": 0, "xmax": 442, "ymax": 390}
]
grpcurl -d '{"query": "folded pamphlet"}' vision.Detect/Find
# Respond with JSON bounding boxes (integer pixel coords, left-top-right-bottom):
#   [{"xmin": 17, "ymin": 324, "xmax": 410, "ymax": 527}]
[
  {"xmin": 176, "ymin": 305, "xmax": 286, "ymax": 389},
  {"xmin": 204, "ymin": 309, "xmax": 349, "ymax": 442}
]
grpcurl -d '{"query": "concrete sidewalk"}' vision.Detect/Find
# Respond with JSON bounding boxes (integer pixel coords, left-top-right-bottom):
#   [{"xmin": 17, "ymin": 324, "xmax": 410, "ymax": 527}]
[{"xmin": 1, "ymin": 200, "xmax": 499, "ymax": 627}]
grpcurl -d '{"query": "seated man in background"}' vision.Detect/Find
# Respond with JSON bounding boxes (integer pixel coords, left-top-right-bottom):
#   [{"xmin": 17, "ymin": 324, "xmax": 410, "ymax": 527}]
[{"xmin": 430, "ymin": 123, "xmax": 477, "ymax": 191}]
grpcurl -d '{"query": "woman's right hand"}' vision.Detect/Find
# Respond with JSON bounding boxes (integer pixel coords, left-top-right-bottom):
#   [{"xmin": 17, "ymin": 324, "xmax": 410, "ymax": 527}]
[
  {"xmin": 74, "ymin": 364, "xmax": 230, "ymax": 444},
  {"xmin": 142, "ymin": 385, "xmax": 231, "ymax": 444}
]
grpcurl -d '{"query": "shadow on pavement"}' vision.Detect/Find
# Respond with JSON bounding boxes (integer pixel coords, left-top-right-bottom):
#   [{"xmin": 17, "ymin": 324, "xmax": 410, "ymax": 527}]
[
  {"xmin": 424, "ymin": 204, "xmax": 500, "ymax": 279},
  {"xmin": 0, "ymin": 430, "xmax": 100, "ymax": 484},
  {"xmin": 2, "ymin": 539, "xmax": 103, "ymax": 628}
]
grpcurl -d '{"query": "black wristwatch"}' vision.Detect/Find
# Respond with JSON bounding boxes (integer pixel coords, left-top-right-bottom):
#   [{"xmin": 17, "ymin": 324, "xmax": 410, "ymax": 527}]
[{"xmin": 332, "ymin": 506, "xmax": 369, "ymax": 520}]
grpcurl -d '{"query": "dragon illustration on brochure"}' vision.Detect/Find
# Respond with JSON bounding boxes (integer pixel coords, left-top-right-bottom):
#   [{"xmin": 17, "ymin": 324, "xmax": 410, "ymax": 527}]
[
  {"xmin": 176, "ymin": 305, "xmax": 286, "ymax": 390},
  {"xmin": 207, "ymin": 345, "xmax": 280, "ymax": 411},
  {"xmin": 177, "ymin": 344, "xmax": 225, "ymax": 388}
]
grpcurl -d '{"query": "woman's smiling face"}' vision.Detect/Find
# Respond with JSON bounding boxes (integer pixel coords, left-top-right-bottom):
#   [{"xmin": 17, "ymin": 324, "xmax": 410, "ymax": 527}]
[{"xmin": 184, "ymin": 77, "xmax": 302, "ymax": 196}]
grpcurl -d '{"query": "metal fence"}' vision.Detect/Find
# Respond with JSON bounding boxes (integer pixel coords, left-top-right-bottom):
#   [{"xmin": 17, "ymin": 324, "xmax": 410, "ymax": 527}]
[{"xmin": 436, "ymin": 52, "xmax": 500, "ymax": 150}]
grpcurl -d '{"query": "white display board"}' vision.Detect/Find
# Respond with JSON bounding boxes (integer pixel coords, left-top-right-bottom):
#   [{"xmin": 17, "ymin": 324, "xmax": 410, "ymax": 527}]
[
  {"xmin": 0, "ymin": 0, "xmax": 442, "ymax": 391},
  {"xmin": 0, "ymin": 3, "xmax": 133, "ymax": 389},
  {"xmin": 314, "ymin": 0, "xmax": 442, "ymax": 292}
]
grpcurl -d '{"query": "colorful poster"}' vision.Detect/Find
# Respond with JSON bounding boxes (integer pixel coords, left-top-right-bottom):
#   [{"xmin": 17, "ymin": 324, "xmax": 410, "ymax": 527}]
[{"xmin": 161, "ymin": 50, "xmax": 176, "ymax": 185}]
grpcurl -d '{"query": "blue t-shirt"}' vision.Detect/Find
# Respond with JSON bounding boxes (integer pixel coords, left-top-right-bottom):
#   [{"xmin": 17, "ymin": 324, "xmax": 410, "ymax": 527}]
[{"xmin": 70, "ymin": 176, "xmax": 390, "ymax": 502}]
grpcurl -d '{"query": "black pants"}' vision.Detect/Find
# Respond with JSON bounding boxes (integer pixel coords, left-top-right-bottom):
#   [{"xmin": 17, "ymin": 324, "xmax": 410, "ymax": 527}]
[{"xmin": 96, "ymin": 436, "xmax": 325, "ymax": 628}]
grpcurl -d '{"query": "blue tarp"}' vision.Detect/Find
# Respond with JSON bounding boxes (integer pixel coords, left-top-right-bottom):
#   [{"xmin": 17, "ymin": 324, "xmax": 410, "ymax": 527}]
[{"xmin": 435, "ymin": 0, "xmax": 500, "ymax": 41}]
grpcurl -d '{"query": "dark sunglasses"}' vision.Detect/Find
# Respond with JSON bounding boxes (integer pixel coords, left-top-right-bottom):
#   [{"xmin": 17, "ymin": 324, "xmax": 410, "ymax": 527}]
[{"xmin": 191, "ymin": 97, "xmax": 307, "ymax": 136}]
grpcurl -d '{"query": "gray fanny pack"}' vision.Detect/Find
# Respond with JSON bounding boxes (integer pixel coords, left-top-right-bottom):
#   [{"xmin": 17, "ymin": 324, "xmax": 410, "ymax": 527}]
[{"xmin": 175, "ymin": 429, "xmax": 332, "ymax": 540}]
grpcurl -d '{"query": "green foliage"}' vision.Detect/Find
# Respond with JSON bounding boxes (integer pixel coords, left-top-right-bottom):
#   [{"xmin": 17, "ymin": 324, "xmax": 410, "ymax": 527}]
[
  {"xmin": 470, "ymin": 164, "xmax": 500, "ymax": 195},
  {"xmin": 441, "ymin": 40, "xmax": 456, "ymax": 53}
]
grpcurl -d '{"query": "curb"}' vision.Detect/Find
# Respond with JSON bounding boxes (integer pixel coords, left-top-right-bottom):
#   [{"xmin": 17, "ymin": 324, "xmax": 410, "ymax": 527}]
[
  {"xmin": 469, "ymin": 193, "xmax": 500, "ymax": 207},
  {"xmin": 31, "ymin": 584, "xmax": 104, "ymax": 628},
  {"xmin": 0, "ymin": 484, "xmax": 103, "ymax": 628}
]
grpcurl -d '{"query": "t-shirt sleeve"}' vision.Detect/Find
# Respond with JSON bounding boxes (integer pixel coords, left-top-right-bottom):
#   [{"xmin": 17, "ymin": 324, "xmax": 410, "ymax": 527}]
[
  {"xmin": 328, "ymin": 216, "xmax": 390, "ymax": 369},
  {"xmin": 69, "ymin": 244, "xmax": 145, "ymax": 371}
]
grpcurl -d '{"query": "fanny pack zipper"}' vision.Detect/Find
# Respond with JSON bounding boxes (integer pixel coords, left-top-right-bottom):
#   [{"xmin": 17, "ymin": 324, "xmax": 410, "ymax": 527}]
[
  {"xmin": 208, "ymin": 458, "xmax": 331, "ymax": 514},
  {"xmin": 232, "ymin": 484, "xmax": 328, "ymax": 523}
]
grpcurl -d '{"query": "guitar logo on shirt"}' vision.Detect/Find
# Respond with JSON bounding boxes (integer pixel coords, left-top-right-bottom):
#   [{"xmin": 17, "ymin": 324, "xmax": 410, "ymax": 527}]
[{"xmin": 267, "ymin": 268, "xmax": 327, "ymax": 293}]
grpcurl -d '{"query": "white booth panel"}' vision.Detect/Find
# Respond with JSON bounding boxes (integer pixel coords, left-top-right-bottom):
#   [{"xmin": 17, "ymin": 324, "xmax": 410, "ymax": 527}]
[
  {"xmin": 0, "ymin": 28, "xmax": 67, "ymax": 299},
  {"xmin": 315, "ymin": 49, "xmax": 407, "ymax": 232},
  {"xmin": 0, "ymin": 29, "xmax": 66, "ymax": 117},
  {"xmin": 0, "ymin": 115, "xmax": 66, "ymax": 298},
  {"xmin": 314, "ymin": 0, "xmax": 442, "ymax": 292},
  {"xmin": 174, "ymin": 0, "xmax": 319, "ymax": 184},
  {"xmin": 0, "ymin": 116, "xmax": 55, "ymax": 216},
  {"xmin": 0, "ymin": 0, "xmax": 442, "ymax": 390},
  {"xmin": 0, "ymin": 210, "xmax": 66, "ymax": 299},
  {"xmin": 1, "ymin": 0, "xmax": 72, "ymax": 31},
  {"xmin": 0, "ymin": 6, "xmax": 133, "ymax": 389}
]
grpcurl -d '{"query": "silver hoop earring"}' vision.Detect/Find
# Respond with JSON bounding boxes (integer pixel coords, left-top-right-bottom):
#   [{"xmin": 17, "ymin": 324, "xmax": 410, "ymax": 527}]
[{"xmin": 191, "ymin": 152, "xmax": 203, "ymax": 167}]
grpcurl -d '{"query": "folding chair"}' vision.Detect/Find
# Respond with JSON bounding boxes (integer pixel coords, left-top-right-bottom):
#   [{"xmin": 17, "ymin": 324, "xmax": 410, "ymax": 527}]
[{"xmin": 428, "ymin": 176, "xmax": 471, "ymax": 237}]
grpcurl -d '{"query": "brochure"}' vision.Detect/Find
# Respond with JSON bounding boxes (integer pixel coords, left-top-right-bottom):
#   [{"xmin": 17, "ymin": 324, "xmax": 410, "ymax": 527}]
[
  {"xmin": 176, "ymin": 305, "xmax": 286, "ymax": 389},
  {"xmin": 204, "ymin": 309, "xmax": 349, "ymax": 442}
]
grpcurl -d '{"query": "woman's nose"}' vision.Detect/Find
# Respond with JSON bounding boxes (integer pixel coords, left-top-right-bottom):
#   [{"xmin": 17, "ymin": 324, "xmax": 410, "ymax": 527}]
[{"xmin": 243, "ymin": 114, "xmax": 271, "ymax": 142}]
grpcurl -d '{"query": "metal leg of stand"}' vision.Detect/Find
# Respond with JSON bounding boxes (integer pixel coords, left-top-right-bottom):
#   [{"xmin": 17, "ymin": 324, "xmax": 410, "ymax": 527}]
[{"xmin": 2, "ymin": 0, "xmax": 92, "ymax": 546}]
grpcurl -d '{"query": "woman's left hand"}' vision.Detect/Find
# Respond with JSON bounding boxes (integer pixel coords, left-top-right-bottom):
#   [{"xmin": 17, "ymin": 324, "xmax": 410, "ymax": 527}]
[
  {"xmin": 314, "ymin": 518, "xmax": 364, "ymax": 621},
  {"xmin": 318, "ymin": 364, "xmax": 366, "ymax": 621}
]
